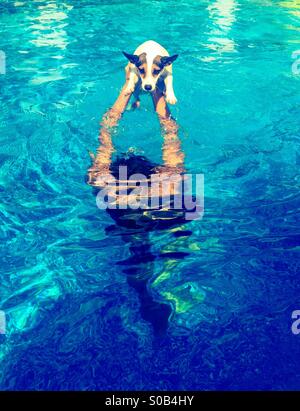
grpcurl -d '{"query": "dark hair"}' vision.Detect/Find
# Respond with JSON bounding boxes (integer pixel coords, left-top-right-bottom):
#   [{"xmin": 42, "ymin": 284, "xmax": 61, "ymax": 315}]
[{"xmin": 111, "ymin": 153, "xmax": 157, "ymax": 180}]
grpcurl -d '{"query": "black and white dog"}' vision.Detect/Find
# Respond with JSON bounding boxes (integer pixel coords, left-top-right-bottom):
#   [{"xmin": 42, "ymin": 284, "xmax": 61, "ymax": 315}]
[{"xmin": 123, "ymin": 40, "xmax": 178, "ymax": 105}]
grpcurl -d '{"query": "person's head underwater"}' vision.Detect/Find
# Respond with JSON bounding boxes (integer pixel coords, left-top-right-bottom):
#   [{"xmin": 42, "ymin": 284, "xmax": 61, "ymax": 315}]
[{"xmin": 100, "ymin": 153, "xmax": 198, "ymax": 229}]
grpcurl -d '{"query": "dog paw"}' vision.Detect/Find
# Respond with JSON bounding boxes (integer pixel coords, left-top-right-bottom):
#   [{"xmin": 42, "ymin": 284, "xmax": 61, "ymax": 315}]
[
  {"xmin": 124, "ymin": 85, "xmax": 135, "ymax": 95},
  {"xmin": 166, "ymin": 94, "xmax": 177, "ymax": 105},
  {"xmin": 131, "ymin": 100, "xmax": 141, "ymax": 109},
  {"xmin": 126, "ymin": 100, "xmax": 141, "ymax": 111}
]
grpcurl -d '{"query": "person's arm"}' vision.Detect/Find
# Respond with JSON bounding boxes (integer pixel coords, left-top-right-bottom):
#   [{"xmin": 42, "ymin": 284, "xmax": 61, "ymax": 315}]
[
  {"xmin": 151, "ymin": 88, "xmax": 185, "ymax": 173},
  {"xmin": 87, "ymin": 80, "xmax": 133, "ymax": 186}
]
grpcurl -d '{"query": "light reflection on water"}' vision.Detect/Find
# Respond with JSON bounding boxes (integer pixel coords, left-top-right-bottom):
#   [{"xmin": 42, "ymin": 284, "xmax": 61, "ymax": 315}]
[{"xmin": 205, "ymin": 0, "xmax": 238, "ymax": 57}]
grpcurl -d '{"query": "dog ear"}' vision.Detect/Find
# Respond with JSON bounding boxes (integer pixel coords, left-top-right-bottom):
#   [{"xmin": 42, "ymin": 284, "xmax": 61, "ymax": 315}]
[
  {"xmin": 122, "ymin": 51, "xmax": 140, "ymax": 65},
  {"xmin": 161, "ymin": 54, "xmax": 179, "ymax": 66}
]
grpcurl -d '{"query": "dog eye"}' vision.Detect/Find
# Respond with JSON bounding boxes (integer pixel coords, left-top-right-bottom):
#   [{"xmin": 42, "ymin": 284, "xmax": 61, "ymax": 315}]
[
  {"xmin": 153, "ymin": 69, "xmax": 160, "ymax": 75},
  {"xmin": 139, "ymin": 68, "xmax": 145, "ymax": 74}
]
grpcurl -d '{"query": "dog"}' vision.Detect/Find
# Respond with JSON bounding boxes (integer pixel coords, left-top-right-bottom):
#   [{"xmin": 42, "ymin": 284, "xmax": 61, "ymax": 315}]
[{"xmin": 122, "ymin": 40, "xmax": 178, "ymax": 105}]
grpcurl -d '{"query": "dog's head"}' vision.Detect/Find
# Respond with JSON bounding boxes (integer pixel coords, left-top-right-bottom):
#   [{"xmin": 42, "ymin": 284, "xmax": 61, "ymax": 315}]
[{"xmin": 123, "ymin": 51, "xmax": 178, "ymax": 92}]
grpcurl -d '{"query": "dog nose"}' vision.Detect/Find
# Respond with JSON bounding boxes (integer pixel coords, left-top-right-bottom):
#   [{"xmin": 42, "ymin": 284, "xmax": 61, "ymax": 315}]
[{"xmin": 144, "ymin": 84, "xmax": 152, "ymax": 91}]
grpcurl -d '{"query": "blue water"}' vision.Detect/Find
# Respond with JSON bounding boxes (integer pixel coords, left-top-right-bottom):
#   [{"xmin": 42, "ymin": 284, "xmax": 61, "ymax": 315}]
[{"xmin": 0, "ymin": 0, "xmax": 300, "ymax": 390}]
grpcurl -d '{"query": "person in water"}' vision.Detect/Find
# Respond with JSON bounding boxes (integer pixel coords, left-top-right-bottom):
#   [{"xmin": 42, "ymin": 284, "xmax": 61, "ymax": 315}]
[{"xmin": 87, "ymin": 74, "xmax": 199, "ymax": 336}]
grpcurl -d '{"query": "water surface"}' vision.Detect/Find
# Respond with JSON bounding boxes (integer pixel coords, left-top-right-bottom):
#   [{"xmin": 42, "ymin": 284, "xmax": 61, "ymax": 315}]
[{"xmin": 0, "ymin": 0, "xmax": 299, "ymax": 390}]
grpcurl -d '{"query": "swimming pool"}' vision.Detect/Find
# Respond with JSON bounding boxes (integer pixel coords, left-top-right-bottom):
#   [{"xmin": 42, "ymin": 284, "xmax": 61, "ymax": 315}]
[{"xmin": 0, "ymin": 0, "xmax": 299, "ymax": 390}]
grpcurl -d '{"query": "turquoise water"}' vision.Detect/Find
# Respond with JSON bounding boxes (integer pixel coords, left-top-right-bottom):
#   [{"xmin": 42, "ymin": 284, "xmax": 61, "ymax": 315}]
[{"xmin": 0, "ymin": 0, "xmax": 300, "ymax": 390}]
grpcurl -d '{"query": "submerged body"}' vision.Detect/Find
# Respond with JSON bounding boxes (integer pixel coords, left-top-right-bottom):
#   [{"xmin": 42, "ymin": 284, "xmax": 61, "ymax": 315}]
[{"xmin": 87, "ymin": 68, "xmax": 187, "ymax": 335}]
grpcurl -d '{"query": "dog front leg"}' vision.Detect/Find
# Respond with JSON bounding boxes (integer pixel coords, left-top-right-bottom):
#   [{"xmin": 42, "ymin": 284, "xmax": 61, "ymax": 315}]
[
  {"xmin": 164, "ymin": 74, "xmax": 177, "ymax": 105},
  {"xmin": 131, "ymin": 87, "xmax": 141, "ymax": 109}
]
